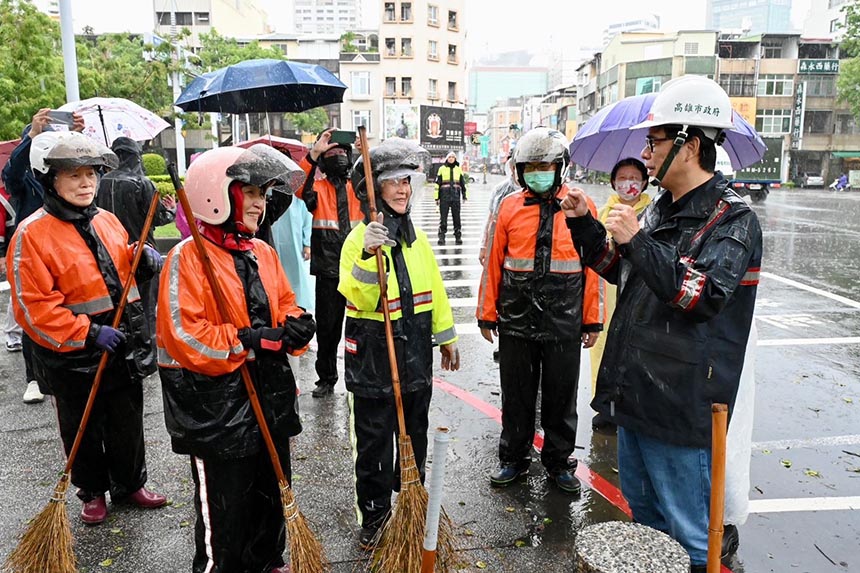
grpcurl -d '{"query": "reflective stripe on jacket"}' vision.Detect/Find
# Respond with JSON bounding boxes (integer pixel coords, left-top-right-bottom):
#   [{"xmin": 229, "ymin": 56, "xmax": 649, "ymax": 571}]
[
  {"xmin": 434, "ymin": 163, "xmax": 466, "ymax": 201},
  {"xmin": 156, "ymin": 237, "xmax": 306, "ymax": 459},
  {"xmin": 477, "ymin": 185, "xmax": 602, "ymax": 341},
  {"xmin": 339, "ymin": 222, "xmax": 457, "ymax": 397},
  {"xmin": 297, "ymin": 156, "xmax": 364, "ymax": 277},
  {"xmin": 9, "ymin": 208, "xmax": 141, "ymax": 352}
]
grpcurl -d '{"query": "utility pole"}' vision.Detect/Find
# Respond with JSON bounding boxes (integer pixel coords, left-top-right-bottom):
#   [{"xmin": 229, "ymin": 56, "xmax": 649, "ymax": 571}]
[
  {"xmin": 170, "ymin": 1, "xmax": 187, "ymax": 175},
  {"xmin": 58, "ymin": 0, "xmax": 80, "ymax": 102}
]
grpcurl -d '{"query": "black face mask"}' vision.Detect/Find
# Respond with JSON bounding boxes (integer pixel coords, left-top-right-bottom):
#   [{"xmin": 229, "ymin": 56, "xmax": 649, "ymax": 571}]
[{"xmin": 322, "ymin": 154, "xmax": 350, "ymax": 177}]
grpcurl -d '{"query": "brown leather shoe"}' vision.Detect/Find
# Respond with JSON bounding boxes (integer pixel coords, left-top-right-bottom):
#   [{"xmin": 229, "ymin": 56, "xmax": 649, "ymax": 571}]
[
  {"xmin": 80, "ymin": 495, "xmax": 107, "ymax": 525},
  {"xmin": 126, "ymin": 487, "xmax": 167, "ymax": 509}
]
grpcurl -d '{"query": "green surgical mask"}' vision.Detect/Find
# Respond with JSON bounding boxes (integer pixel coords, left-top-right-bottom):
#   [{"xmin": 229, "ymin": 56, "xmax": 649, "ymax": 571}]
[{"xmin": 523, "ymin": 171, "xmax": 556, "ymax": 193}]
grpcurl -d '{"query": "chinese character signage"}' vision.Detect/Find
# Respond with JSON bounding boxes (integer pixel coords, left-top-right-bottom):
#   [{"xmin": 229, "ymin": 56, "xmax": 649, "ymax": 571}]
[
  {"xmin": 419, "ymin": 105, "xmax": 465, "ymax": 152},
  {"xmin": 790, "ymin": 81, "xmax": 806, "ymax": 151},
  {"xmin": 735, "ymin": 138, "xmax": 783, "ymax": 180},
  {"xmin": 798, "ymin": 59, "xmax": 840, "ymax": 74},
  {"xmin": 464, "ymin": 122, "xmax": 477, "ymax": 136}
]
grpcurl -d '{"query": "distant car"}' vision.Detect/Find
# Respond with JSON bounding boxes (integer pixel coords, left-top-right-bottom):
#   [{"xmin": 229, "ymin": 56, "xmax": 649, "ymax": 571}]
[{"xmin": 803, "ymin": 173, "xmax": 824, "ymax": 187}]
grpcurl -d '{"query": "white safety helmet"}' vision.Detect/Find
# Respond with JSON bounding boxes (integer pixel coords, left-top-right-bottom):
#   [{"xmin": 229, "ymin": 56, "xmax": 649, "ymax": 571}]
[
  {"xmin": 30, "ymin": 131, "xmax": 118, "ymax": 176},
  {"xmin": 513, "ymin": 127, "xmax": 570, "ymax": 189},
  {"xmin": 631, "ymin": 75, "xmax": 734, "ymax": 141}
]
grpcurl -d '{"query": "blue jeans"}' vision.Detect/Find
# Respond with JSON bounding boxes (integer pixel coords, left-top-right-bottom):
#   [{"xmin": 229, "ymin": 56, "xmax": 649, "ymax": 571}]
[{"xmin": 618, "ymin": 427, "xmax": 712, "ymax": 566}]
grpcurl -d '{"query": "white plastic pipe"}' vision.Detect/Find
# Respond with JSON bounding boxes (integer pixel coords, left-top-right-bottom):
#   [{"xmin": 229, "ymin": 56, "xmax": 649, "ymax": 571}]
[{"xmin": 423, "ymin": 427, "xmax": 452, "ymax": 553}]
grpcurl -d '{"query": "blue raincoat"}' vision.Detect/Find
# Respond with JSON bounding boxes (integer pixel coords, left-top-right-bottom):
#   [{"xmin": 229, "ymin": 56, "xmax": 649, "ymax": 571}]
[{"xmin": 271, "ymin": 198, "xmax": 314, "ymax": 311}]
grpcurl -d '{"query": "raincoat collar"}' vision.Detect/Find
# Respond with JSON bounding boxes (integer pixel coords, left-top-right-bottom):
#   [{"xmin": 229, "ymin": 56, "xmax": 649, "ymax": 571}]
[
  {"xmin": 656, "ymin": 174, "xmax": 726, "ymax": 220},
  {"xmin": 42, "ymin": 188, "xmax": 99, "ymax": 221},
  {"xmin": 380, "ymin": 201, "xmax": 416, "ymax": 247}
]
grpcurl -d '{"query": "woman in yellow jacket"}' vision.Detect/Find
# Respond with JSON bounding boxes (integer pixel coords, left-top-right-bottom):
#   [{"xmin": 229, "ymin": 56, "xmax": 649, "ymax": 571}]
[
  {"xmin": 589, "ymin": 157, "xmax": 652, "ymax": 431},
  {"xmin": 340, "ymin": 139, "xmax": 460, "ymax": 549}
]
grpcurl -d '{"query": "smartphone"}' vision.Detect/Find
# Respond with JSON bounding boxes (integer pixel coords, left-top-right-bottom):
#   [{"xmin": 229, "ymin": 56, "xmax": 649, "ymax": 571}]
[
  {"xmin": 330, "ymin": 130, "xmax": 356, "ymax": 145},
  {"xmin": 46, "ymin": 110, "xmax": 75, "ymax": 127}
]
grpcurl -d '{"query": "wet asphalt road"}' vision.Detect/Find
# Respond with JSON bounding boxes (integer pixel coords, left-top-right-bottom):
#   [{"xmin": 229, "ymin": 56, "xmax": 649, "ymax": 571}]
[{"xmin": 1, "ymin": 177, "xmax": 858, "ymax": 572}]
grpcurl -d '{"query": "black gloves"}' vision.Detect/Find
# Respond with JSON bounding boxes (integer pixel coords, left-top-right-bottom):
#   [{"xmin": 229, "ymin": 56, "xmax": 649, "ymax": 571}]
[
  {"xmin": 282, "ymin": 312, "xmax": 316, "ymax": 350},
  {"xmin": 237, "ymin": 313, "xmax": 316, "ymax": 356},
  {"xmin": 238, "ymin": 326, "xmax": 285, "ymax": 354}
]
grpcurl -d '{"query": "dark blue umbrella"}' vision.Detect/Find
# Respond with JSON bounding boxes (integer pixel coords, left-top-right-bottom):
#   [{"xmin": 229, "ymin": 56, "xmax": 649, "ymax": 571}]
[
  {"xmin": 570, "ymin": 93, "xmax": 767, "ymax": 172},
  {"xmin": 175, "ymin": 58, "xmax": 347, "ymax": 114}
]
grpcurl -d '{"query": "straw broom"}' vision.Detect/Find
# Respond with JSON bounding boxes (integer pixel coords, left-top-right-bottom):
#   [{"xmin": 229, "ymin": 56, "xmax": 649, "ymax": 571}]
[
  {"xmin": 355, "ymin": 127, "xmax": 457, "ymax": 572},
  {"xmin": 4, "ymin": 190, "xmax": 164, "ymax": 573},
  {"xmin": 167, "ymin": 164, "xmax": 329, "ymax": 573}
]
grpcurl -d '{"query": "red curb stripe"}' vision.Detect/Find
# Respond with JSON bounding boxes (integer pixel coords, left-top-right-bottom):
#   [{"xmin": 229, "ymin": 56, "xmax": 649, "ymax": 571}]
[{"xmin": 433, "ymin": 376, "xmax": 733, "ymax": 573}]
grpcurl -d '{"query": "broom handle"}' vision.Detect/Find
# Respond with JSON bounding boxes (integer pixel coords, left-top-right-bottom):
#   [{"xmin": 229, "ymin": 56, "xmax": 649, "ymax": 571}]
[
  {"xmin": 168, "ymin": 164, "xmax": 291, "ymax": 487},
  {"xmin": 63, "ymin": 190, "xmax": 163, "ymax": 475},
  {"xmin": 357, "ymin": 126, "xmax": 408, "ymax": 437},
  {"xmin": 707, "ymin": 403, "xmax": 728, "ymax": 573}
]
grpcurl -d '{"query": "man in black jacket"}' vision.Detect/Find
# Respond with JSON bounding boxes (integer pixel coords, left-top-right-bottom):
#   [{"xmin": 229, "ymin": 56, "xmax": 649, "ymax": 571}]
[
  {"xmin": 562, "ymin": 76, "xmax": 762, "ymax": 572},
  {"xmin": 97, "ymin": 137, "xmax": 176, "ymax": 343}
]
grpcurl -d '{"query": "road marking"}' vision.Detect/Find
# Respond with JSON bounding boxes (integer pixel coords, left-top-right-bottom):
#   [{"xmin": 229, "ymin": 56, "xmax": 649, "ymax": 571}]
[
  {"xmin": 438, "ymin": 265, "xmax": 485, "ymax": 272},
  {"xmin": 447, "ymin": 297, "xmax": 477, "ymax": 308},
  {"xmin": 761, "ymin": 272, "xmax": 860, "ymax": 310},
  {"xmin": 749, "ymin": 496, "xmax": 860, "ymax": 514},
  {"xmin": 0, "ymin": 281, "xmax": 7, "ymax": 292},
  {"xmin": 757, "ymin": 336, "xmax": 860, "ymax": 346},
  {"xmin": 753, "ymin": 434, "xmax": 860, "ymax": 450}
]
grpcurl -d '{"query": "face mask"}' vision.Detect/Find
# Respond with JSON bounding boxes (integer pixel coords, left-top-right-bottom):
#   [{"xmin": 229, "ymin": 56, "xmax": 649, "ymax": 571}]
[
  {"xmin": 615, "ymin": 180, "xmax": 643, "ymax": 201},
  {"xmin": 322, "ymin": 154, "xmax": 350, "ymax": 177},
  {"xmin": 523, "ymin": 171, "xmax": 556, "ymax": 193}
]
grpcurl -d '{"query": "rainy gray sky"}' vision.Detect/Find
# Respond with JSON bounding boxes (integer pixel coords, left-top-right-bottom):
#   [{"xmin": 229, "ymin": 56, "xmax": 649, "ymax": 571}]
[{"xmin": 60, "ymin": 0, "xmax": 813, "ymax": 56}]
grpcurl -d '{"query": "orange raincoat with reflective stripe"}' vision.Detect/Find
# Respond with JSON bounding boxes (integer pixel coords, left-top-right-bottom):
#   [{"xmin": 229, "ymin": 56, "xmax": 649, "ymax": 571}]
[{"xmin": 477, "ymin": 185, "xmax": 601, "ymax": 341}]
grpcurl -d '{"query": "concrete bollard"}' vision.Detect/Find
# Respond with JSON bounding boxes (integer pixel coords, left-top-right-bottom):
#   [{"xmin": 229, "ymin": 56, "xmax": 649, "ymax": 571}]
[{"xmin": 574, "ymin": 521, "xmax": 690, "ymax": 573}]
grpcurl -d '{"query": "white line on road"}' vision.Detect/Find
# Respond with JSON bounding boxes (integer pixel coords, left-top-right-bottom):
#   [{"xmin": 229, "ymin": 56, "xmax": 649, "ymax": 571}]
[
  {"xmin": 438, "ymin": 265, "xmax": 484, "ymax": 272},
  {"xmin": 757, "ymin": 336, "xmax": 860, "ymax": 346},
  {"xmin": 762, "ymin": 271, "xmax": 860, "ymax": 310},
  {"xmin": 749, "ymin": 496, "xmax": 860, "ymax": 514},
  {"xmin": 752, "ymin": 434, "xmax": 860, "ymax": 450}
]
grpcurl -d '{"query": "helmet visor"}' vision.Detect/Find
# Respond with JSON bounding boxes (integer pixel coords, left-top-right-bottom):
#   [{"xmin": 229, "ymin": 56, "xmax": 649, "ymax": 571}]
[
  {"xmin": 226, "ymin": 144, "xmax": 305, "ymax": 193},
  {"xmin": 45, "ymin": 134, "xmax": 118, "ymax": 172}
]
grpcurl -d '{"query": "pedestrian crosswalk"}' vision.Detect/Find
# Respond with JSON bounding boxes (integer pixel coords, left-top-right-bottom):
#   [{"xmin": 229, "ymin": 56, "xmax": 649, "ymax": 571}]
[{"xmin": 409, "ymin": 184, "xmax": 495, "ymax": 336}]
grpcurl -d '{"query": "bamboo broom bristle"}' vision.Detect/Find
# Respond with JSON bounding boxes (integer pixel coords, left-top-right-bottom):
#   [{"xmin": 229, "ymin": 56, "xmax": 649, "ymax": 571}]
[
  {"xmin": 283, "ymin": 483, "xmax": 331, "ymax": 573},
  {"xmin": 4, "ymin": 475, "xmax": 76, "ymax": 573}
]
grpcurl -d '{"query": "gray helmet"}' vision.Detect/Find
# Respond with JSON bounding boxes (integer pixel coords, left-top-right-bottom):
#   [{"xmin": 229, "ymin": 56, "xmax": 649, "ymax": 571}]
[
  {"xmin": 351, "ymin": 138, "xmax": 429, "ymax": 201},
  {"xmin": 30, "ymin": 132, "xmax": 118, "ymax": 175}
]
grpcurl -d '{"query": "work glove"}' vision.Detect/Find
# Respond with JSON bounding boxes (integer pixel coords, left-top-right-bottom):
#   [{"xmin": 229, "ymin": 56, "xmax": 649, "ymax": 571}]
[
  {"xmin": 89, "ymin": 324, "xmax": 127, "ymax": 353},
  {"xmin": 238, "ymin": 326, "xmax": 285, "ymax": 354},
  {"xmin": 132, "ymin": 242, "xmax": 164, "ymax": 273},
  {"xmin": 281, "ymin": 312, "xmax": 316, "ymax": 349},
  {"xmin": 363, "ymin": 214, "xmax": 395, "ymax": 254}
]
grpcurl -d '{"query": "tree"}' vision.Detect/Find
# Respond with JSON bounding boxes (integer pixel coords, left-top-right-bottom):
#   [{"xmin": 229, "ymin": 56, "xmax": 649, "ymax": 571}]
[
  {"xmin": 284, "ymin": 107, "xmax": 329, "ymax": 135},
  {"xmin": 838, "ymin": 2, "xmax": 860, "ymax": 119},
  {"xmin": 195, "ymin": 29, "xmax": 285, "ymax": 69},
  {"xmin": 0, "ymin": 0, "xmax": 66, "ymax": 140}
]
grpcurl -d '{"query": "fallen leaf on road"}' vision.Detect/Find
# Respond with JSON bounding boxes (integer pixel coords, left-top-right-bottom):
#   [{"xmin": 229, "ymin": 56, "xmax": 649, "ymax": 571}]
[
  {"xmin": 99, "ymin": 559, "xmax": 113, "ymax": 567},
  {"xmin": 804, "ymin": 469, "xmax": 821, "ymax": 478},
  {"xmin": 476, "ymin": 561, "xmax": 487, "ymax": 569},
  {"xmin": 780, "ymin": 459, "xmax": 792, "ymax": 468}
]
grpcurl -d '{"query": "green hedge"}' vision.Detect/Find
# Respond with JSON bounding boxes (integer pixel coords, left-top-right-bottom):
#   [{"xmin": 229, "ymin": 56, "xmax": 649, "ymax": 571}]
[
  {"xmin": 154, "ymin": 181, "xmax": 177, "ymax": 197},
  {"xmin": 142, "ymin": 154, "xmax": 167, "ymax": 176}
]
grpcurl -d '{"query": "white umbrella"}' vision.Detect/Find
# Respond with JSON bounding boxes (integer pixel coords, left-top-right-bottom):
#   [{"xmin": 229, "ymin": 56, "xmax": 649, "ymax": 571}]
[{"xmin": 59, "ymin": 97, "xmax": 170, "ymax": 145}]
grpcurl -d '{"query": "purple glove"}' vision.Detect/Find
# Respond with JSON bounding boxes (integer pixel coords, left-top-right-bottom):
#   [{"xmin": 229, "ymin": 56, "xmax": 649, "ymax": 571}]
[
  {"xmin": 141, "ymin": 244, "xmax": 163, "ymax": 272},
  {"xmin": 90, "ymin": 324, "xmax": 127, "ymax": 353}
]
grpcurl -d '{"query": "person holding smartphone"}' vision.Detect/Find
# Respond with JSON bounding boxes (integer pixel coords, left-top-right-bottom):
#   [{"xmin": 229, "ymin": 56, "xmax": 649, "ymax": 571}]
[
  {"xmin": 1, "ymin": 108, "xmax": 85, "ymax": 404},
  {"xmin": 297, "ymin": 128, "xmax": 365, "ymax": 397}
]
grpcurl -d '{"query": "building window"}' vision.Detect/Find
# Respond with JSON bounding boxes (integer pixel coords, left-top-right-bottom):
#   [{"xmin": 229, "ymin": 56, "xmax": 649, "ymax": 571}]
[
  {"xmin": 428, "ymin": 4, "xmax": 439, "ymax": 26},
  {"xmin": 805, "ymin": 75, "xmax": 837, "ymax": 97},
  {"xmin": 385, "ymin": 38, "xmax": 396, "ymax": 57},
  {"xmin": 194, "ymin": 12, "xmax": 210, "ymax": 24},
  {"xmin": 448, "ymin": 10, "xmax": 458, "ymax": 31},
  {"xmin": 719, "ymin": 73, "xmax": 756, "ymax": 97},
  {"xmin": 762, "ymin": 43, "xmax": 783, "ymax": 59},
  {"xmin": 428, "ymin": 40, "xmax": 438, "ymax": 60},
  {"xmin": 684, "ymin": 42, "xmax": 699, "ymax": 55},
  {"xmin": 447, "ymin": 81, "xmax": 457, "ymax": 102},
  {"xmin": 384, "ymin": 2, "xmax": 395, "ymax": 22},
  {"xmin": 385, "ymin": 77, "xmax": 396, "ymax": 97},
  {"xmin": 401, "ymin": 2, "xmax": 412, "ymax": 22},
  {"xmin": 428, "ymin": 78, "xmax": 438, "ymax": 99},
  {"xmin": 401, "ymin": 38, "xmax": 412, "ymax": 57},
  {"xmin": 447, "ymin": 44, "xmax": 458, "ymax": 64},
  {"xmin": 831, "ymin": 18, "xmax": 842, "ymax": 33},
  {"xmin": 402, "ymin": 77, "xmax": 412, "ymax": 97},
  {"xmin": 804, "ymin": 110, "xmax": 832, "ymax": 134},
  {"xmin": 836, "ymin": 114, "xmax": 860, "ymax": 135},
  {"xmin": 757, "ymin": 74, "xmax": 793, "ymax": 96},
  {"xmin": 635, "ymin": 77, "xmax": 662, "ymax": 95},
  {"xmin": 156, "ymin": 11, "xmax": 192, "ymax": 25},
  {"xmin": 828, "ymin": 0, "xmax": 846, "ymax": 9},
  {"xmin": 353, "ymin": 110, "xmax": 371, "ymax": 133},
  {"xmin": 609, "ymin": 82, "xmax": 619, "ymax": 104},
  {"xmin": 755, "ymin": 109, "xmax": 792, "ymax": 134},
  {"xmin": 351, "ymin": 71, "xmax": 370, "ymax": 96}
]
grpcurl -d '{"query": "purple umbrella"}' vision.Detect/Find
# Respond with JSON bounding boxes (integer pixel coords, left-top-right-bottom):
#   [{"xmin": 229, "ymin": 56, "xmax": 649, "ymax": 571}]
[{"xmin": 570, "ymin": 93, "xmax": 767, "ymax": 173}]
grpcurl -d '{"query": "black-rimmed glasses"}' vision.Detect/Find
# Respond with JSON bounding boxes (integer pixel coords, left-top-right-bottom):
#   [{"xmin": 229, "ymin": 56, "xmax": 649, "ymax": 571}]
[{"xmin": 644, "ymin": 136, "xmax": 673, "ymax": 153}]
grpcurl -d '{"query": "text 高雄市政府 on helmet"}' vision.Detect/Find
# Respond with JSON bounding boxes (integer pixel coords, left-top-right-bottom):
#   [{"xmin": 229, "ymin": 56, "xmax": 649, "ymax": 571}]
[{"xmin": 184, "ymin": 144, "xmax": 305, "ymax": 225}]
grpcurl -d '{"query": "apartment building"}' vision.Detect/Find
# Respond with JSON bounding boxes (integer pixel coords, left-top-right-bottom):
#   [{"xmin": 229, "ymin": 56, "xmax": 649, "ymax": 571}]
[
  {"xmin": 294, "ymin": 0, "xmax": 362, "ymax": 35},
  {"xmin": 152, "ymin": 0, "xmax": 269, "ymax": 49}
]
